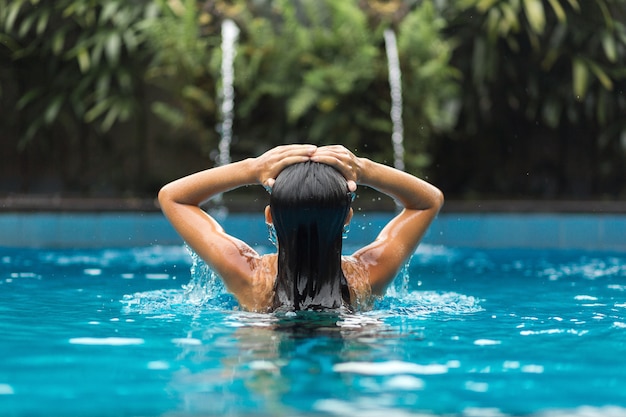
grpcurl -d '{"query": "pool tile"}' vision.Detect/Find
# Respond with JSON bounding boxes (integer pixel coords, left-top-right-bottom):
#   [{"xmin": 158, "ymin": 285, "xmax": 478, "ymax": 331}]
[
  {"xmin": 2, "ymin": 212, "xmax": 626, "ymax": 250},
  {"xmin": 0, "ymin": 214, "xmax": 22, "ymax": 246},
  {"xmin": 560, "ymin": 215, "xmax": 602, "ymax": 250},
  {"xmin": 19, "ymin": 214, "xmax": 61, "ymax": 247},
  {"xmin": 58, "ymin": 214, "xmax": 98, "ymax": 247},
  {"xmin": 600, "ymin": 216, "xmax": 626, "ymax": 251}
]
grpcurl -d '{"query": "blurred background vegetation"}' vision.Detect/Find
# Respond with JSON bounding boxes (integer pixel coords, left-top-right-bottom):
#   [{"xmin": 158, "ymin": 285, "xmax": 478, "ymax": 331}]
[{"xmin": 1, "ymin": 0, "xmax": 625, "ymax": 200}]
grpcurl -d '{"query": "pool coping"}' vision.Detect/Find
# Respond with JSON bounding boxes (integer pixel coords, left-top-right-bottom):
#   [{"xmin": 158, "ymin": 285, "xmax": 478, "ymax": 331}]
[
  {"xmin": 2, "ymin": 195, "xmax": 626, "ymax": 213},
  {"xmin": 2, "ymin": 196, "xmax": 625, "ymax": 250},
  {"xmin": 1, "ymin": 209, "xmax": 625, "ymax": 251}
]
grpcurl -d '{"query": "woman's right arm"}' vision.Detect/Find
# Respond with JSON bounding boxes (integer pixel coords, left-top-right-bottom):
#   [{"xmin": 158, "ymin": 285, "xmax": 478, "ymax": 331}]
[{"xmin": 312, "ymin": 146, "xmax": 444, "ymax": 295}]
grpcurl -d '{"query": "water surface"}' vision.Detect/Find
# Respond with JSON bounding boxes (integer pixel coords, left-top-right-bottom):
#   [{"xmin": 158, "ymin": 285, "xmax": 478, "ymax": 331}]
[{"xmin": 1, "ymin": 244, "xmax": 626, "ymax": 416}]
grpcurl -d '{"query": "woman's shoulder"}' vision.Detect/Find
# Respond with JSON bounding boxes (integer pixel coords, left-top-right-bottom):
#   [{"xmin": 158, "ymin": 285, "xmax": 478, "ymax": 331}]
[
  {"xmin": 258, "ymin": 253, "xmax": 278, "ymax": 276},
  {"xmin": 256, "ymin": 254, "xmax": 277, "ymax": 292},
  {"xmin": 236, "ymin": 254, "xmax": 276, "ymax": 312},
  {"xmin": 342, "ymin": 256, "xmax": 373, "ymax": 308}
]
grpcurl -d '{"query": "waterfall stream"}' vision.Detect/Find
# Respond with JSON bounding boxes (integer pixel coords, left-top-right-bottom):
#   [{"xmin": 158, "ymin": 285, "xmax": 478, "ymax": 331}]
[
  {"xmin": 383, "ymin": 28, "xmax": 405, "ymax": 172},
  {"xmin": 217, "ymin": 19, "xmax": 240, "ymax": 167}
]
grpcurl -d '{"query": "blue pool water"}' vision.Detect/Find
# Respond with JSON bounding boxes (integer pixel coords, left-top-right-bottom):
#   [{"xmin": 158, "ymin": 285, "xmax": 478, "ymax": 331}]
[{"xmin": 1, "ymin": 221, "xmax": 626, "ymax": 416}]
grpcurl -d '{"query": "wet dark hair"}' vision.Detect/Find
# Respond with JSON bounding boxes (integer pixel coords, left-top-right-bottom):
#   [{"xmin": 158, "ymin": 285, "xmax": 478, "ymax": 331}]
[{"xmin": 269, "ymin": 161, "xmax": 352, "ymax": 311}]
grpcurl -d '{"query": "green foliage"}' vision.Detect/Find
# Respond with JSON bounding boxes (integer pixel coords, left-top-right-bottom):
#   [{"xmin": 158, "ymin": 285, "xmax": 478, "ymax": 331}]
[
  {"xmin": 217, "ymin": 0, "xmax": 459, "ymax": 170},
  {"xmin": 140, "ymin": 0, "xmax": 219, "ymax": 148},
  {"xmin": 435, "ymin": 0, "xmax": 626, "ymax": 197},
  {"xmin": 0, "ymin": 0, "xmax": 157, "ymax": 147},
  {"xmin": 4, "ymin": 0, "xmax": 624, "ymax": 198},
  {"xmin": 230, "ymin": 0, "xmax": 383, "ymax": 156},
  {"xmin": 398, "ymin": 1, "xmax": 461, "ymax": 169},
  {"xmin": 449, "ymin": 0, "xmax": 626, "ymax": 127}
]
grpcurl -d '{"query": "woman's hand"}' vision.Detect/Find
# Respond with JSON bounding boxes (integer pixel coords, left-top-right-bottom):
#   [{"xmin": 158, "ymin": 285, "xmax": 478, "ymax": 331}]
[
  {"xmin": 311, "ymin": 145, "xmax": 361, "ymax": 192},
  {"xmin": 254, "ymin": 144, "xmax": 317, "ymax": 189}
]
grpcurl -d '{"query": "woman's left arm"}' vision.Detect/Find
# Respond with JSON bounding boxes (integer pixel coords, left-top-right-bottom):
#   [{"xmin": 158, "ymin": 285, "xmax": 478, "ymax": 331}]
[
  {"xmin": 157, "ymin": 145, "xmax": 317, "ymax": 307},
  {"xmin": 158, "ymin": 158, "xmax": 261, "ymax": 303}
]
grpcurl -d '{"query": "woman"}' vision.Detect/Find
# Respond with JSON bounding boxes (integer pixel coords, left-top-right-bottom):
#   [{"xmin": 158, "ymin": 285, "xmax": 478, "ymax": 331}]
[{"xmin": 158, "ymin": 144, "xmax": 443, "ymax": 312}]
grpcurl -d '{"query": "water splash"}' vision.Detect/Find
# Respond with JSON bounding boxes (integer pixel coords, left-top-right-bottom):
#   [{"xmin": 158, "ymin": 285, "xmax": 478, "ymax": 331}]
[
  {"xmin": 387, "ymin": 260, "xmax": 411, "ymax": 298},
  {"xmin": 383, "ymin": 28, "xmax": 405, "ymax": 172},
  {"xmin": 120, "ymin": 246, "xmax": 234, "ymax": 315},
  {"xmin": 376, "ymin": 291, "xmax": 483, "ymax": 316},
  {"xmin": 216, "ymin": 19, "xmax": 240, "ymax": 167},
  {"xmin": 183, "ymin": 247, "xmax": 226, "ymax": 305}
]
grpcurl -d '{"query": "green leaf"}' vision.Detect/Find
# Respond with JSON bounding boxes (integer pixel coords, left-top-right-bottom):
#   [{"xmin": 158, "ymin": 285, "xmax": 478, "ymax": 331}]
[
  {"xmin": 116, "ymin": 69, "xmax": 132, "ymax": 92},
  {"xmin": 44, "ymin": 95, "xmax": 64, "ymax": 124},
  {"xmin": 151, "ymin": 101, "xmax": 186, "ymax": 128},
  {"xmin": 101, "ymin": 105, "xmax": 120, "ymax": 131},
  {"xmin": 95, "ymin": 75, "xmax": 111, "ymax": 101},
  {"xmin": 100, "ymin": 2, "xmax": 119, "ymax": 24},
  {"xmin": 500, "ymin": 3, "xmax": 521, "ymax": 34},
  {"xmin": 542, "ymin": 99, "xmax": 562, "ymax": 128},
  {"xmin": 122, "ymin": 29, "xmax": 138, "ymax": 54},
  {"xmin": 565, "ymin": 0, "xmax": 581, "ymax": 12},
  {"xmin": 587, "ymin": 61, "xmax": 613, "ymax": 91},
  {"xmin": 181, "ymin": 86, "xmax": 214, "ymax": 112},
  {"xmin": 17, "ymin": 88, "xmax": 41, "ymax": 109},
  {"xmin": 91, "ymin": 40, "xmax": 104, "ymax": 66},
  {"xmin": 51, "ymin": 28, "xmax": 66, "ymax": 55},
  {"xmin": 476, "ymin": 0, "xmax": 499, "ymax": 12},
  {"xmin": 105, "ymin": 32, "xmax": 122, "ymax": 65},
  {"xmin": 21, "ymin": 120, "xmax": 42, "ymax": 148},
  {"xmin": 523, "ymin": 0, "xmax": 546, "ymax": 34},
  {"xmin": 85, "ymin": 99, "xmax": 110, "ymax": 123},
  {"xmin": 18, "ymin": 13, "xmax": 35, "ymax": 37},
  {"xmin": 596, "ymin": 0, "xmax": 613, "ymax": 31},
  {"xmin": 5, "ymin": 1, "xmax": 24, "ymax": 32},
  {"xmin": 77, "ymin": 47, "xmax": 91, "ymax": 72},
  {"xmin": 601, "ymin": 32, "xmax": 617, "ymax": 63},
  {"xmin": 546, "ymin": 0, "xmax": 566, "ymax": 23},
  {"xmin": 572, "ymin": 58, "xmax": 589, "ymax": 99},
  {"xmin": 36, "ymin": 8, "xmax": 50, "ymax": 35},
  {"xmin": 287, "ymin": 86, "xmax": 319, "ymax": 122}
]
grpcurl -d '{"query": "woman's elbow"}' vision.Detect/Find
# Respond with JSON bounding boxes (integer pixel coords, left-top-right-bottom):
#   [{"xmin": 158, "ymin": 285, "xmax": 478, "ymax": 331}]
[
  {"xmin": 429, "ymin": 186, "xmax": 444, "ymax": 211},
  {"xmin": 157, "ymin": 184, "xmax": 173, "ymax": 210}
]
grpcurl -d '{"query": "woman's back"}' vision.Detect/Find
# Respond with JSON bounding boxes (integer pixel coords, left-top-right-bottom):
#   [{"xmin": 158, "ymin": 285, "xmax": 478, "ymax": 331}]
[{"xmin": 248, "ymin": 254, "xmax": 373, "ymax": 312}]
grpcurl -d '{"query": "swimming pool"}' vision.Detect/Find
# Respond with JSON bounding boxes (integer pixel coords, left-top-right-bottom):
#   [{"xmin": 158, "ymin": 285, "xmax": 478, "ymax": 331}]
[{"xmin": 1, "ymin": 214, "xmax": 626, "ymax": 416}]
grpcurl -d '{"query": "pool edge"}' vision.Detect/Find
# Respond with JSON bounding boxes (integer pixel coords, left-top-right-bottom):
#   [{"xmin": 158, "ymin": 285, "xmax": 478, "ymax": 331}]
[{"xmin": 1, "ymin": 211, "xmax": 625, "ymax": 251}]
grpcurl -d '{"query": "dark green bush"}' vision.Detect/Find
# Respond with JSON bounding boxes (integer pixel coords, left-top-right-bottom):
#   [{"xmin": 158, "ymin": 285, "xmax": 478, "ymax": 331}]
[{"xmin": 1, "ymin": 0, "xmax": 625, "ymax": 199}]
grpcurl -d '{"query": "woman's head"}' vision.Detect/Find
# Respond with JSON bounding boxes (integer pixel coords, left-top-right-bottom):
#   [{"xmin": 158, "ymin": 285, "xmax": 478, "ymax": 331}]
[{"xmin": 268, "ymin": 161, "xmax": 353, "ymax": 311}]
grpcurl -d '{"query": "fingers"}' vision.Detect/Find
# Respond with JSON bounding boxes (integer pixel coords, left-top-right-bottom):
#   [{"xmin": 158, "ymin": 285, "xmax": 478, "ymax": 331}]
[
  {"xmin": 258, "ymin": 144, "xmax": 360, "ymax": 193},
  {"xmin": 257, "ymin": 144, "xmax": 317, "ymax": 188},
  {"xmin": 310, "ymin": 145, "xmax": 359, "ymax": 187},
  {"xmin": 310, "ymin": 146, "xmax": 348, "ymax": 166},
  {"xmin": 267, "ymin": 149, "xmax": 316, "ymax": 177},
  {"xmin": 271, "ymin": 144, "xmax": 318, "ymax": 164}
]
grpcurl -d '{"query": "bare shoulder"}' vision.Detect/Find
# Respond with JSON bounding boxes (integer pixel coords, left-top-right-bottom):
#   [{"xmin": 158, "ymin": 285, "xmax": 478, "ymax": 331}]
[
  {"xmin": 258, "ymin": 253, "xmax": 278, "ymax": 279},
  {"xmin": 255, "ymin": 253, "xmax": 278, "ymax": 299},
  {"xmin": 341, "ymin": 256, "xmax": 373, "ymax": 308},
  {"xmin": 236, "ymin": 254, "xmax": 276, "ymax": 312}
]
